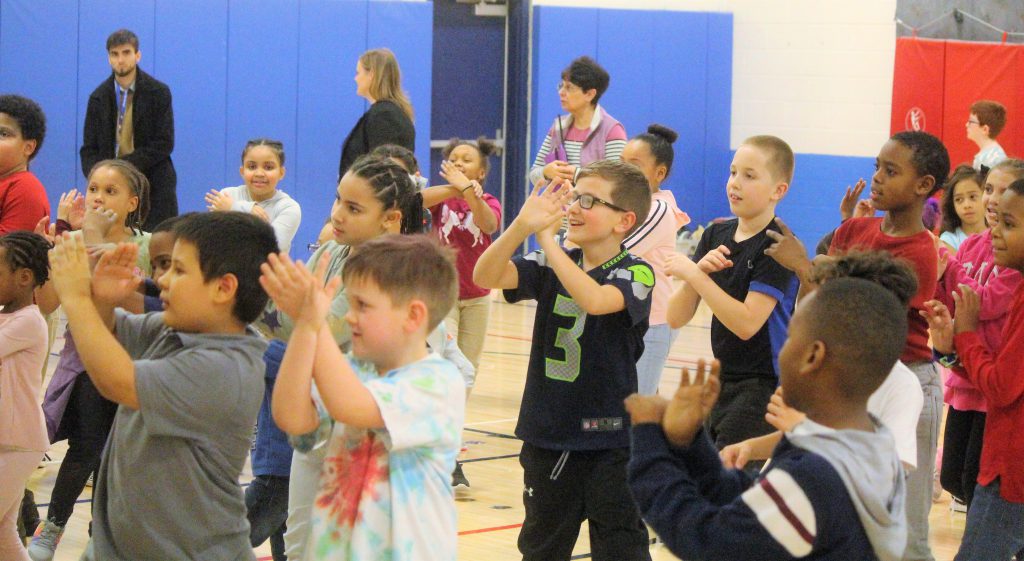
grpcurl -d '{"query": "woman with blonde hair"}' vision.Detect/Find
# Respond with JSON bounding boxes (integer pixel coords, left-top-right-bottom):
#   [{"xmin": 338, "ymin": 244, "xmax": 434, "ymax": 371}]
[{"xmin": 337, "ymin": 48, "xmax": 416, "ymax": 178}]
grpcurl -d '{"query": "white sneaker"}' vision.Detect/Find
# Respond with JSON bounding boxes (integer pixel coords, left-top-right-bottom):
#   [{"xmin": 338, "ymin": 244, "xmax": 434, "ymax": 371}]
[{"xmin": 27, "ymin": 520, "xmax": 64, "ymax": 561}]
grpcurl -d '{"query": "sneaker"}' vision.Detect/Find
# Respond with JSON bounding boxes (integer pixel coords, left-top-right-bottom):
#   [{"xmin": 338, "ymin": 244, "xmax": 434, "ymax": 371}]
[
  {"xmin": 950, "ymin": 498, "xmax": 968, "ymax": 513},
  {"xmin": 451, "ymin": 462, "xmax": 470, "ymax": 489},
  {"xmin": 85, "ymin": 473, "xmax": 94, "ymax": 488},
  {"xmin": 27, "ymin": 520, "xmax": 64, "ymax": 561}
]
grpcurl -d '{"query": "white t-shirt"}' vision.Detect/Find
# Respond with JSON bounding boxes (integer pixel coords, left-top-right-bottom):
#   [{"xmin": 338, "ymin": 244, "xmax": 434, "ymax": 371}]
[{"xmin": 867, "ymin": 360, "xmax": 923, "ymax": 469}]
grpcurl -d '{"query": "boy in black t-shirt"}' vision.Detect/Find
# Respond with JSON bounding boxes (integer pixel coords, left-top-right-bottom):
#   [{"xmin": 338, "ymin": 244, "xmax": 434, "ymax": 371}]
[
  {"xmin": 474, "ymin": 160, "xmax": 655, "ymax": 561},
  {"xmin": 665, "ymin": 135, "xmax": 798, "ymax": 457}
]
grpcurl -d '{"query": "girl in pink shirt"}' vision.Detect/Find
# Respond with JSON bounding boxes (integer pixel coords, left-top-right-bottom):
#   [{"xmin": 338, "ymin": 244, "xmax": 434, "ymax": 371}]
[
  {"xmin": 936, "ymin": 159, "xmax": 1024, "ymax": 508},
  {"xmin": 620, "ymin": 124, "xmax": 690, "ymax": 394},
  {"xmin": 0, "ymin": 232, "xmax": 50, "ymax": 561}
]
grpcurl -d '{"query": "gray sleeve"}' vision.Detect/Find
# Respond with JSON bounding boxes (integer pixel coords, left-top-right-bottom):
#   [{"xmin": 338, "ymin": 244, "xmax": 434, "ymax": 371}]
[
  {"xmin": 271, "ymin": 198, "xmax": 302, "ymax": 255},
  {"xmin": 134, "ymin": 347, "xmax": 264, "ymax": 438},
  {"xmin": 114, "ymin": 311, "xmax": 168, "ymax": 359}
]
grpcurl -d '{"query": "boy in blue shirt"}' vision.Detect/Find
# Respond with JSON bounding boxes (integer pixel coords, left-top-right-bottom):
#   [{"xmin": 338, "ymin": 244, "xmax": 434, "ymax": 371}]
[
  {"xmin": 627, "ymin": 278, "xmax": 908, "ymax": 561},
  {"xmin": 48, "ymin": 212, "xmax": 278, "ymax": 561},
  {"xmin": 475, "ymin": 159, "xmax": 655, "ymax": 560}
]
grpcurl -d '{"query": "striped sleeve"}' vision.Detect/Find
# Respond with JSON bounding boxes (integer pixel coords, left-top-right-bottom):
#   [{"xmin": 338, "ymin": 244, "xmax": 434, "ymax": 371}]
[
  {"xmin": 741, "ymin": 469, "xmax": 817, "ymax": 557},
  {"xmin": 603, "ymin": 122, "xmax": 629, "ymax": 161},
  {"xmin": 624, "ymin": 199, "xmax": 669, "ymax": 251},
  {"xmin": 530, "ymin": 134, "xmax": 554, "ymax": 185}
]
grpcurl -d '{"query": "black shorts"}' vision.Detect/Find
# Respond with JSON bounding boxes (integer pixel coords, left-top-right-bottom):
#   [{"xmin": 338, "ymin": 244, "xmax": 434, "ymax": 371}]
[{"xmin": 707, "ymin": 376, "xmax": 777, "ymax": 449}]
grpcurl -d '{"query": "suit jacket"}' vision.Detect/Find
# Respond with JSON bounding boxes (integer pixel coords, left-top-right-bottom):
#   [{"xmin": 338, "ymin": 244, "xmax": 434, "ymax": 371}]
[
  {"xmin": 81, "ymin": 67, "xmax": 178, "ymax": 230},
  {"xmin": 338, "ymin": 99, "xmax": 415, "ymax": 180}
]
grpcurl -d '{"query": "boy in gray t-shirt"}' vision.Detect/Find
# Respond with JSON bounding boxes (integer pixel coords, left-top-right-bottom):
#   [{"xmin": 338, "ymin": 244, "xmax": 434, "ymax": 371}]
[{"xmin": 48, "ymin": 212, "xmax": 279, "ymax": 561}]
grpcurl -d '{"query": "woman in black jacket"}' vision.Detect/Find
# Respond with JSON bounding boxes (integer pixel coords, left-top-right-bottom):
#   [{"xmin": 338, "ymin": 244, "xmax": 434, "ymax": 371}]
[{"xmin": 338, "ymin": 48, "xmax": 416, "ymax": 179}]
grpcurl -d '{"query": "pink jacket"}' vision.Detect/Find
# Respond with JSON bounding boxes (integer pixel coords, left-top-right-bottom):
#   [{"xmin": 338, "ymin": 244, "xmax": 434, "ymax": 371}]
[
  {"xmin": 937, "ymin": 229, "xmax": 1023, "ymax": 412},
  {"xmin": 624, "ymin": 190, "xmax": 690, "ymax": 326}
]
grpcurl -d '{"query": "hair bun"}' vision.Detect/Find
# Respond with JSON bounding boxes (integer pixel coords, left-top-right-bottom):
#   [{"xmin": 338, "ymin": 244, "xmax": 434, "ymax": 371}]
[
  {"xmin": 476, "ymin": 136, "xmax": 497, "ymax": 158},
  {"xmin": 647, "ymin": 124, "xmax": 678, "ymax": 144}
]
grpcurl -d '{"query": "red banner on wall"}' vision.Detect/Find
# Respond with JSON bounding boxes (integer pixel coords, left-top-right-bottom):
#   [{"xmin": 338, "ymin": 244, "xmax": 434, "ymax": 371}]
[{"xmin": 892, "ymin": 37, "xmax": 1024, "ymax": 168}]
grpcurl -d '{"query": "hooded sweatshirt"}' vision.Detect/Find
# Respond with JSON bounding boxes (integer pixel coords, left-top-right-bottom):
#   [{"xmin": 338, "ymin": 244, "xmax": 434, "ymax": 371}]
[{"xmin": 628, "ymin": 418, "xmax": 906, "ymax": 561}]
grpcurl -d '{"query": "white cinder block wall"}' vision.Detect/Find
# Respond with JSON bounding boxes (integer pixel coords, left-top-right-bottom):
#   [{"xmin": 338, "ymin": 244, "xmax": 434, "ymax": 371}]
[{"xmin": 532, "ymin": 0, "xmax": 898, "ymax": 158}]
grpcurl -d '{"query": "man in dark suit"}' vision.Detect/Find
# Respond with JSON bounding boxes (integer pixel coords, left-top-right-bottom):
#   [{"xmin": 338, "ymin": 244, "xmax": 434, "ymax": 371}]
[{"xmin": 81, "ymin": 29, "xmax": 177, "ymax": 230}]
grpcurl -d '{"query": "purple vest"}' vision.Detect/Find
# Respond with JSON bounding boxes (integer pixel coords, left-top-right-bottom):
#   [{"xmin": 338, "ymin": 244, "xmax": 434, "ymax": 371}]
[{"xmin": 543, "ymin": 105, "xmax": 623, "ymax": 166}]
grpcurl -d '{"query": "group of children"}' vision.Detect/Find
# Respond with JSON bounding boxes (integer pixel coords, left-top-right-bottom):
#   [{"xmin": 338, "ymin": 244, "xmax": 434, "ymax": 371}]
[{"xmin": 1, "ymin": 78, "xmax": 1022, "ymax": 561}]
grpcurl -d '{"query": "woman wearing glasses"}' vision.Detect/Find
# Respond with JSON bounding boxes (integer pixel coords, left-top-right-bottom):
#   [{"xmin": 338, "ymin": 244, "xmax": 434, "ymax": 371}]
[{"xmin": 529, "ymin": 57, "xmax": 627, "ymax": 186}]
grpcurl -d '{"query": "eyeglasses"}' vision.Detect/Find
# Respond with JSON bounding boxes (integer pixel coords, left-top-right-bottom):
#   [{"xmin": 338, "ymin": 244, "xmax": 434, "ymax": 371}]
[
  {"xmin": 571, "ymin": 192, "xmax": 627, "ymax": 212},
  {"xmin": 966, "ymin": 119, "xmax": 981, "ymax": 126},
  {"xmin": 556, "ymin": 81, "xmax": 581, "ymax": 93}
]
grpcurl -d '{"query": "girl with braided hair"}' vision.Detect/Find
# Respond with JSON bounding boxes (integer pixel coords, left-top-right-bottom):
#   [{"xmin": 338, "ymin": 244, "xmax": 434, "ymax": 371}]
[{"xmin": 0, "ymin": 231, "xmax": 51, "ymax": 561}]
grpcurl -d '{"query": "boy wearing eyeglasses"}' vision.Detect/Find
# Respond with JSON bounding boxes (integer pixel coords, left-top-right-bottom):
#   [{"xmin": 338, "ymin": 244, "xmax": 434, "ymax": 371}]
[
  {"xmin": 664, "ymin": 135, "xmax": 798, "ymax": 471},
  {"xmin": 966, "ymin": 99, "xmax": 1007, "ymax": 172},
  {"xmin": 474, "ymin": 160, "xmax": 654, "ymax": 561}
]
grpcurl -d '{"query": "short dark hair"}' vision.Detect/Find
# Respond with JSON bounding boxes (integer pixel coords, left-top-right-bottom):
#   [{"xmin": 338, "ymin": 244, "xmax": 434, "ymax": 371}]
[
  {"xmin": 106, "ymin": 29, "xmax": 139, "ymax": 51},
  {"xmin": 741, "ymin": 135, "xmax": 795, "ymax": 184},
  {"xmin": 0, "ymin": 94, "xmax": 46, "ymax": 161},
  {"xmin": 370, "ymin": 144, "xmax": 419, "ymax": 174},
  {"xmin": 442, "ymin": 136, "xmax": 498, "ymax": 183},
  {"xmin": 890, "ymin": 131, "xmax": 951, "ymax": 196},
  {"xmin": 342, "ymin": 235, "xmax": 457, "ymax": 331},
  {"xmin": 173, "ymin": 212, "xmax": 278, "ymax": 324},
  {"xmin": 577, "ymin": 159, "xmax": 651, "ymax": 236},
  {"xmin": 971, "ymin": 100, "xmax": 1007, "ymax": 138},
  {"xmin": 561, "ymin": 56, "xmax": 610, "ymax": 106},
  {"xmin": 808, "ymin": 250, "xmax": 918, "ymax": 308},
  {"xmin": 242, "ymin": 138, "xmax": 285, "ymax": 166},
  {"xmin": 0, "ymin": 231, "xmax": 50, "ymax": 287},
  {"xmin": 941, "ymin": 165, "xmax": 985, "ymax": 234},
  {"xmin": 151, "ymin": 213, "xmax": 191, "ymax": 235},
  {"xmin": 803, "ymin": 278, "xmax": 907, "ymax": 399},
  {"xmin": 631, "ymin": 124, "xmax": 678, "ymax": 178}
]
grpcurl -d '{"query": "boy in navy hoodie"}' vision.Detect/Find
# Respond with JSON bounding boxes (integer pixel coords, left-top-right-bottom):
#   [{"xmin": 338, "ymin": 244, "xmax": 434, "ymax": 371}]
[{"xmin": 626, "ymin": 278, "xmax": 907, "ymax": 561}]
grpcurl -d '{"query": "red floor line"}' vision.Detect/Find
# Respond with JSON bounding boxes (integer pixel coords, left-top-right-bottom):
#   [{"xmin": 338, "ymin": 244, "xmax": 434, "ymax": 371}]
[{"xmin": 458, "ymin": 522, "xmax": 524, "ymax": 536}]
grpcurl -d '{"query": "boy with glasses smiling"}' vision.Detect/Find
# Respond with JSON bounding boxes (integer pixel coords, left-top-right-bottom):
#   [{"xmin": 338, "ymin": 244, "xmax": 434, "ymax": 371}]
[{"xmin": 475, "ymin": 160, "xmax": 654, "ymax": 561}]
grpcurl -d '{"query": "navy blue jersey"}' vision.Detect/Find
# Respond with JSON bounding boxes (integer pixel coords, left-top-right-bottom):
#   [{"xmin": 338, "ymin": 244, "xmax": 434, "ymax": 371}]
[
  {"xmin": 694, "ymin": 218, "xmax": 798, "ymax": 380},
  {"xmin": 505, "ymin": 246, "xmax": 653, "ymax": 450}
]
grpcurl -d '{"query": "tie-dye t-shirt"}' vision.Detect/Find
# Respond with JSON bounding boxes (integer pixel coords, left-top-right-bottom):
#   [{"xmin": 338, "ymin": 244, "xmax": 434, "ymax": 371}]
[{"xmin": 292, "ymin": 353, "xmax": 465, "ymax": 561}]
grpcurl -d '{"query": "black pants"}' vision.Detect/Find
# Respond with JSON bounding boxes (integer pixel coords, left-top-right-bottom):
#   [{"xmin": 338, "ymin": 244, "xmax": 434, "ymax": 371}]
[
  {"xmin": 245, "ymin": 475, "xmax": 288, "ymax": 561},
  {"xmin": 941, "ymin": 407, "xmax": 986, "ymax": 508},
  {"xmin": 708, "ymin": 376, "xmax": 776, "ymax": 474},
  {"xmin": 517, "ymin": 443, "xmax": 651, "ymax": 561},
  {"xmin": 47, "ymin": 374, "xmax": 118, "ymax": 526}
]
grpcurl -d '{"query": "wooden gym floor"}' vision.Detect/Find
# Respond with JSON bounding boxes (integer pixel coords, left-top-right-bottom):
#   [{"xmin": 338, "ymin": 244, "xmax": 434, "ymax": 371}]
[{"xmin": 31, "ymin": 295, "xmax": 965, "ymax": 560}]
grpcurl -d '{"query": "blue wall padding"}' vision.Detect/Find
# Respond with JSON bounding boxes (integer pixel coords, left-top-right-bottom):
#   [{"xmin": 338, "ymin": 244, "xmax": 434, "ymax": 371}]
[
  {"xmin": 0, "ymin": 0, "xmax": 431, "ymax": 256},
  {"xmin": 153, "ymin": 0, "xmax": 229, "ymax": 199},
  {"xmin": 701, "ymin": 13, "xmax": 734, "ymax": 225},
  {"xmin": 531, "ymin": 6, "xmax": 734, "ymax": 230},
  {"xmin": 784, "ymin": 154, "xmax": 877, "ymax": 256},
  {"xmin": 0, "ymin": 0, "xmax": 80, "ymax": 194},
  {"xmin": 295, "ymin": 0, "xmax": 370, "ymax": 243}
]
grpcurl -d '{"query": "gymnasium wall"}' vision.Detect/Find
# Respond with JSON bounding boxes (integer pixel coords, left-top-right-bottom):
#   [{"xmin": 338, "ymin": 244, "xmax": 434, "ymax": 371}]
[
  {"xmin": 534, "ymin": 0, "xmax": 899, "ymax": 253},
  {"xmin": 0, "ymin": 0, "xmax": 432, "ymax": 255}
]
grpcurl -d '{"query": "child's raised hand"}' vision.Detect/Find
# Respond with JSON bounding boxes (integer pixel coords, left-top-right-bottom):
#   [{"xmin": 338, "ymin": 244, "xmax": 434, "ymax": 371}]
[
  {"xmin": 439, "ymin": 161, "xmax": 471, "ymax": 191},
  {"xmin": 764, "ymin": 217, "xmax": 810, "ymax": 273},
  {"xmin": 839, "ymin": 179, "xmax": 866, "ymax": 221},
  {"xmin": 293, "ymin": 258, "xmax": 341, "ymax": 329},
  {"xmin": 34, "ymin": 216, "xmax": 56, "ymax": 244},
  {"xmin": 853, "ymin": 199, "xmax": 875, "ymax": 219},
  {"xmin": 623, "ymin": 394, "xmax": 669, "ymax": 426},
  {"xmin": 697, "ymin": 245, "xmax": 733, "ymax": 274},
  {"xmin": 48, "ymin": 232, "xmax": 94, "ymax": 302},
  {"xmin": 259, "ymin": 253, "xmax": 310, "ymax": 319},
  {"xmin": 516, "ymin": 179, "xmax": 572, "ymax": 236},
  {"xmin": 720, "ymin": 441, "xmax": 752, "ymax": 470},
  {"xmin": 58, "ymin": 189, "xmax": 86, "ymax": 229},
  {"xmin": 765, "ymin": 387, "xmax": 806, "ymax": 433},
  {"xmin": 82, "ymin": 207, "xmax": 119, "ymax": 245},
  {"xmin": 953, "ymin": 284, "xmax": 981, "ymax": 335},
  {"xmin": 205, "ymin": 189, "xmax": 234, "ymax": 212},
  {"xmin": 921, "ymin": 299, "xmax": 954, "ymax": 354},
  {"xmin": 663, "ymin": 359, "xmax": 721, "ymax": 447},
  {"xmin": 90, "ymin": 243, "xmax": 142, "ymax": 307},
  {"xmin": 664, "ymin": 252, "xmax": 701, "ymax": 281},
  {"xmin": 251, "ymin": 205, "xmax": 270, "ymax": 223}
]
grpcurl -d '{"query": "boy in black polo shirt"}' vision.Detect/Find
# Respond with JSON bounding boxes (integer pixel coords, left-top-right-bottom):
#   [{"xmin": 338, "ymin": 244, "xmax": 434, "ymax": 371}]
[
  {"xmin": 665, "ymin": 135, "xmax": 798, "ymax": 459},
  {"xmin": 474, "ymin": 160, "xmax": 654, "ymax": 561}
]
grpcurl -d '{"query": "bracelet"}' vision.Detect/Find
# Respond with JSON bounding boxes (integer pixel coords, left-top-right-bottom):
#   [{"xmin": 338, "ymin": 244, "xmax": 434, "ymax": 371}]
[
  {"xmin": 937, "ymin": 351, "xmax": 960, "ymax": 369},
  {"xmin": 461, "ymin": 183, "xmax": 475, "ymax": 193}
]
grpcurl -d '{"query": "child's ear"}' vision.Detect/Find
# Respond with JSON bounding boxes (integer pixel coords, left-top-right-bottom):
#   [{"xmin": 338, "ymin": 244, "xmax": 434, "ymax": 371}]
[
  {"xmin": 21, "ymin": 139, "xmax": 37, "ymax": 161},
  {"xmin": 212, "ymin": 273, "xmax": 239, "ymax": 308},
  {"xmin": 773, "ymin": 181, "xmax": 790, "ymax": 202},
  {"xmin": 128, "ymin": 195, "xmax": 139, "ymax": 214},
  {"xmin": 801, "ymin": 340, "xmax": 826, "ymax": 376},
  {"xmin": 916, "ymin": 175, "xmax": 936, "ymax": 196},
  {"xmin": 616, "ymin": 211, "xmax": 637, "ymax": 235},
  {"xmin": 15, "ymin": 268, "xmax": 34, "ymax": 289},
  {"xmin": 279, "ymin": 166, "xmax": 286, "ymax": 180},
  {"xmin": 404, "ymin": 298, "xmax": 429, "ymax": 333},
  {"xmin": 655, "ymin": 165, "xmax": 668, "ymax": 184},
  {"xmin": 382, "ymin": 208, "xmax": 402, "ymax": 232}
]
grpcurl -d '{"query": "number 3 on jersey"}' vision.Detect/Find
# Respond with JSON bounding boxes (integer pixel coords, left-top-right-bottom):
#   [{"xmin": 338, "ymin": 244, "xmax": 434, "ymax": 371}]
[{"xmin": 546, "ymin": 294, "xmax": 586, "ymax": 382}]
